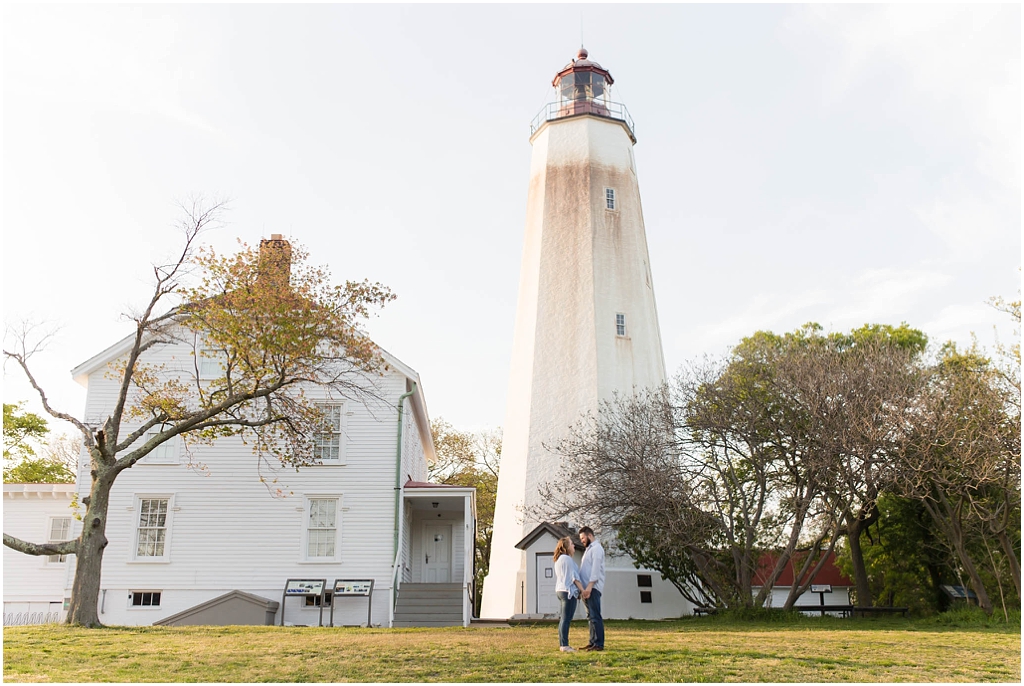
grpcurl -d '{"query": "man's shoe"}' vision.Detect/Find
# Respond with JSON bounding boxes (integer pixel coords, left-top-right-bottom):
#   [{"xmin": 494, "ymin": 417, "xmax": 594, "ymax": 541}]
[
  {"xmin": 560, "ymin": 646, "xmax": 576, "ymax": 653},
  {"xmin": 580, "ymin": 644, "xmax": 595, "ymax": 651},
  {"xmin": 591, "ymin": 646, "xmax": 604, "ymax": 651}
]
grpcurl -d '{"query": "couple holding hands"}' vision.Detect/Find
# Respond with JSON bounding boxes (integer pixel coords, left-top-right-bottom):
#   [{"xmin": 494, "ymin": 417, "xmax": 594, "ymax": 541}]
[{"xmin": 552, "ymin": 526, "xmax": 605, "ymax": 653}]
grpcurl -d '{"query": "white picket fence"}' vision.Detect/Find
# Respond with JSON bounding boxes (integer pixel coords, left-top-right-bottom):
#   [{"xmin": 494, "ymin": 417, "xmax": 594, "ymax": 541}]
[{"xmin": 3, "ymin": 611, "xmax": 62, "ymax": 626}]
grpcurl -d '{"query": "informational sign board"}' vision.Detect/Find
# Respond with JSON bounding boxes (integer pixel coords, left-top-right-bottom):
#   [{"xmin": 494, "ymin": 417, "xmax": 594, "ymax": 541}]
[
  {"xmin": 330, "ymin": 579, "xmax": 375, "ymax": 627},
  {"xmin": 286, "ymin": 579, "xmax": 326, "ymax": 596},
  {"xmin": 810, "ymin": 584, "xmax": 832, "ymax": 607},
  {"xmin": 334, "ymin": 580, "xmax": 373, "ymax": 597},
  {"xmin": 280, "ymin": 578, "xmax": 327, "ymax": 626},
  {"xmin": 941, "ymin": 584, "xmax": 977, "ymax": 600}
]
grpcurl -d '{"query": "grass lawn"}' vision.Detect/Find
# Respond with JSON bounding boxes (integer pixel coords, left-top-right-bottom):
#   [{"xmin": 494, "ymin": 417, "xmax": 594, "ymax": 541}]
[{"xmin": 3, "ymin": 615, "xmax": 1020, "ymax": 682}]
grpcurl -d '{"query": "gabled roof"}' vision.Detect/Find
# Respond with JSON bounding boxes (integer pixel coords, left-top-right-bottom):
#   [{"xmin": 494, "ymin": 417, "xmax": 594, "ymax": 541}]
[
  {"xmin": 69, "ymin": 325, "xmax": 436, "ymax": 462},
  {"xmin": 514, "ymin": 521, "xmax": 583, "ymax": 550},
  {"xmin": 752, "ymin": 551, "xmax": 853, "ymax": 588}
]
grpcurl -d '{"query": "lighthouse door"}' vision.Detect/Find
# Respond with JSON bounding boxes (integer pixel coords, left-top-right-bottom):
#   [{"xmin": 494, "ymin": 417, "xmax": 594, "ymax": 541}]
[{"xmin": 535, "ymin": 553, "xmax": 559, "ymax": 614}]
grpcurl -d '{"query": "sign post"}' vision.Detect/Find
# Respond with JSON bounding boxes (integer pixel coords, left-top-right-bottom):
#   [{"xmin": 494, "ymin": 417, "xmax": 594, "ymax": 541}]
[
  {"xmin": 281, "ymin": 579, "xmax": 327, "ymax": 627},
  {"xmin": 330, "ymin": 579, "xmax": 375, "ymax": 627},
  {"xmin": 810, "ymin": 584, "xmax": 832, "ymax": 612}
]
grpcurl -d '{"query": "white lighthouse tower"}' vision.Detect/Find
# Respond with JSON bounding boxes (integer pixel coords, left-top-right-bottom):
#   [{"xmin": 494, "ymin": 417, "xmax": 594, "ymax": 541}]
[{"xmin": 482, "ymin": 49, "xmax": 688, "ymax": 620}]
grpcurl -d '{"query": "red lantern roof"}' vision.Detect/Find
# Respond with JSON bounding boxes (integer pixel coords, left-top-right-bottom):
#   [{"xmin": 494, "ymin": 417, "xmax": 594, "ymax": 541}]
[{"xmin": 552, "ymin": 46, "xmax": 614, "ymax": 87}]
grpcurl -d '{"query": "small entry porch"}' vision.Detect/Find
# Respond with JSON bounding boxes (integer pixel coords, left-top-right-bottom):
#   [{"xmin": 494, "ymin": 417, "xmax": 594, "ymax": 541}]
[{"xmin": 391, "ymin": 481, "xmax": 476, "ymax": 627}]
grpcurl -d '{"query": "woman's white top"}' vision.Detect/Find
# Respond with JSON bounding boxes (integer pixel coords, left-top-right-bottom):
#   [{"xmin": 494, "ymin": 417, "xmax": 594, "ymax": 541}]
[{"xmin": 554, "ymin": 554, "xmax": 581, "ymax": 598}]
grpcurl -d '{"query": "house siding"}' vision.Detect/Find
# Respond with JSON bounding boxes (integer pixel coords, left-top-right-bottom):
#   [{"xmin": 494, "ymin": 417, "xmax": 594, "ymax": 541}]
[{"xmin": 67, "ymin": 337, "xmax": 429, "ymax": 627}]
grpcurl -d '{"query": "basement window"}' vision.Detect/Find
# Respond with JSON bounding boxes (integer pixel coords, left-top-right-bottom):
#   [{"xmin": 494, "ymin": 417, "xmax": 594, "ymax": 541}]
[
  {"xmin": 637, "ymin": 574, "xmax": 653, "ymax": 588},
  {"xmin": 305, "ymin": 592, "xmax": 333, "ymax": 607},
  {"xmin": 640, "ymin": 591, "xmax": 652, "ymax": 604},
  {"xmin": 129, "ymin": 591, "xmax": 162, "ymax": 608}
]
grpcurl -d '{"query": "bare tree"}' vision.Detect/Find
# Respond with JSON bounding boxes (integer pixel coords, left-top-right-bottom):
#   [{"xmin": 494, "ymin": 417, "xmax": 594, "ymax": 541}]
[{"xmin": 3, "ymin": 200, "xmax": 395, "ymax": 627}]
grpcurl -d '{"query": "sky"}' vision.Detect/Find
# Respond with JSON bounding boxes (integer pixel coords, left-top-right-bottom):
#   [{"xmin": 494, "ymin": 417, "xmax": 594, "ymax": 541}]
[{"xmin": 3, "ymin": 3, "xmax": 1020, "ymax": 437}]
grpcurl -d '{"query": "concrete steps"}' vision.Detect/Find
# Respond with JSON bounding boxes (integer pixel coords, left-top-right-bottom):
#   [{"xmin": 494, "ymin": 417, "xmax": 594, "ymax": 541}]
[{"xmin": 393, "ymin": 583, "xmax": 464, "ymax": 627}]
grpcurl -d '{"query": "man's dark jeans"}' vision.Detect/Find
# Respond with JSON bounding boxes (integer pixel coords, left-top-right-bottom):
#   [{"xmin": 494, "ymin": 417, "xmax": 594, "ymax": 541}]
[
  {"xmin": 556, "ymin": 591, "xmax": 578, "ymax": 647},
  {"xmin": 584, "ymin": 589, "xmax": 604, "ymax": 648}
]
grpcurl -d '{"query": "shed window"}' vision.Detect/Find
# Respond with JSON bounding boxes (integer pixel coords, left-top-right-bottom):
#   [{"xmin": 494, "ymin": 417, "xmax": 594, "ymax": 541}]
[
  {"xmin": 47, "ymin": 517, "xmax": 72, "ymax": 563},
  {"xmin": 640, "ymin": 591, "xmax": 653, "ymax": 603},
  {"xmin": 605, "ymin": 188, "xmax": 617, "ymax": 210},
  {"xmin": 637, "ymin": 574, "xmax": 653, "ymax": 588}
]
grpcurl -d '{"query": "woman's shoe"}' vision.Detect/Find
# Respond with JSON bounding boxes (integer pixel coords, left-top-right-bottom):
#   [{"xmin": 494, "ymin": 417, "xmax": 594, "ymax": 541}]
[{"xmin": 560, "ymin": 646, "xmax": 576, "ymax": 652}]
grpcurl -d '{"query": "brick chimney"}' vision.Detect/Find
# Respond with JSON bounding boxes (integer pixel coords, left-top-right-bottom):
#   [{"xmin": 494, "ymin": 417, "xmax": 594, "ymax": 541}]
[{"xmin": 258, "ymin": 234, "xmax": 292, "ymax": 289}]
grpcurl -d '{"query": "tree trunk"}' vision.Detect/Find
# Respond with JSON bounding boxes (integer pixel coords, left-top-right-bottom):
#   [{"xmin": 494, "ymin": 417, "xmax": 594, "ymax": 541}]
[
  {"xmin": 66, "ymin": 469, "xmax": 115, "ymax": 627},
  {"xmin": 845, "ymin": 514, "xmax": 873, "ymax": 608},
  {"xmin": 995, "ymin": 529, "xmax": 1021, "ymax": 598},
  {"xmin": 946, "ymin": 515, "xmax": 994, "ymax": 614}
]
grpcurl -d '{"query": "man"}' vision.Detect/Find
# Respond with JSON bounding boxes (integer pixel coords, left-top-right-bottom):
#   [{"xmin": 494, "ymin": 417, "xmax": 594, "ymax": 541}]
[{"xmin": 577, "ymin": 526, "xmax": 605, "ymax": 651}]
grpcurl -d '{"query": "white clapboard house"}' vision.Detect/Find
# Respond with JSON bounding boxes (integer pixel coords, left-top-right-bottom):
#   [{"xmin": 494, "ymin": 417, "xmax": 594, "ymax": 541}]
[{"xmin": 5, "ymin": 238, "xmax": 476, "ymax": 628}]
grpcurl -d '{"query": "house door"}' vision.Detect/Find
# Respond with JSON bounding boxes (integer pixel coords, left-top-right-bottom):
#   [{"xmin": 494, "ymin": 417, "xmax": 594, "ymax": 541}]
[
  {"xmin": 535, "ymin": 553, "xmax": 559, "ymax": 614},
  {"xmin": 423, "ymin": 524, "xmax": 452, "ymax": 583}
]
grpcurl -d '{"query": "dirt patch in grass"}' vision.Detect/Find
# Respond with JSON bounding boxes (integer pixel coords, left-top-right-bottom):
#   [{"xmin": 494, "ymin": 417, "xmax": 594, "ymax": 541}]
[{"xmin": 3, "ymin": 618, "xmax": 1019, "ymax": 682}]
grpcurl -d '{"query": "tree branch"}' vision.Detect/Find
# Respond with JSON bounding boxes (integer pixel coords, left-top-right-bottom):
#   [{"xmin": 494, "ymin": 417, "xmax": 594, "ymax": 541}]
[{"xmin": 3, "ymin": 533, "xmax": 79, "ymax": 557}]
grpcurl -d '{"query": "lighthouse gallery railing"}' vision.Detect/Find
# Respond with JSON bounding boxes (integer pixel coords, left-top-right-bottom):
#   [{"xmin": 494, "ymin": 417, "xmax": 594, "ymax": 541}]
[{"xmin": 530, "ymin": 101, "xmax": 635, "ymax": 139}]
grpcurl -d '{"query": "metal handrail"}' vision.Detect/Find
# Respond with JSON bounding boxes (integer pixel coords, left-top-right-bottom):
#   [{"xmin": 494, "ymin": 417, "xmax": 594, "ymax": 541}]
[{"xmin": 530, "ymin": 100, "xmax": 635, "ymax": 139}]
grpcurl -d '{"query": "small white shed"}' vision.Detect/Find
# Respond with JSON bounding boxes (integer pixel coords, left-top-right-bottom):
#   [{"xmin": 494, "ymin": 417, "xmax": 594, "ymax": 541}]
[{"xmin": 3, "ymin": 483, "xmax": 77, "ymax": 625}]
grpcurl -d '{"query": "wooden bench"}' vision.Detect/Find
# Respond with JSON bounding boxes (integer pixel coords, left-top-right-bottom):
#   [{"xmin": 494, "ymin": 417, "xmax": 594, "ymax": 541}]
[
  {"xmin": 794, "ymin": 603, "xmax": 856, "ymax": 617},
  {"xmin": 852, "ymin": 606, "xmax": 909, "ymax": 617}
]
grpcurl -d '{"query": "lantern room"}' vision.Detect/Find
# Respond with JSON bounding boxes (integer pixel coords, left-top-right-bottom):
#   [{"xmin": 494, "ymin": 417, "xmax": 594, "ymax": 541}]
[
  {"xmin": 553, "ymin": 47, "xmax": 613, "ymax": 117},
  {"xmin": 530, "ymin": 47, "xmax": 635, "ymax": 142}
]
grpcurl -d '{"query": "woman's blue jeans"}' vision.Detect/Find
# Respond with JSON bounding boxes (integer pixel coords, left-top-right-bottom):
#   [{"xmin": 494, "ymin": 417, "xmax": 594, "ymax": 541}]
[{"xmin": 556, "ymin": 591, "xmax": 577, "ymax": 647}]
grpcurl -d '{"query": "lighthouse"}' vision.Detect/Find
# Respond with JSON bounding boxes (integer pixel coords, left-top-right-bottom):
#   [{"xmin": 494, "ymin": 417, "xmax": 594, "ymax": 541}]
[{"xmin": 482, "ymin": 49, "xmax": 688, "ymax": 620}]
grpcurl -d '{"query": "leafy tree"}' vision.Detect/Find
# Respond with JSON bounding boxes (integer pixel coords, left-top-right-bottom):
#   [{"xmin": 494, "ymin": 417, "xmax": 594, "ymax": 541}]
[
  {"xmin": 541, "ymin": 323, "xmax": 930, "ymax": 611},
  {"xmin": 3, "ymin": 201, "xmax": 395, "ymax": 627},
  {"xmin": 428, "ymin": 419, "xmax": 500, "ymax": 613},
  {"xmin": 4, "ymin": 457, "xmax": 75, "ymax": 484},
  {"xmin": 3, "ymin": 404, "xmax": 77, "ymax": 483},
  {"xmin": 3, "ymin": 402, "xmax": 48, "ymax": 461},
  {"xmin": 835, "ymin": 493, "xmax": 951, "ymax": 614},
  {"xmin": 896, "ymin": 344, "xmax": 1013, "ymax": 614}
]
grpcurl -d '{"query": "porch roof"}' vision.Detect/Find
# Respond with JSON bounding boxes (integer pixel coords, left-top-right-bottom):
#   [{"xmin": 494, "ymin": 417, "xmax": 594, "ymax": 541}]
[{"xmin": 404, "ymin": 480, "xmax": 471, "ymax": 490}]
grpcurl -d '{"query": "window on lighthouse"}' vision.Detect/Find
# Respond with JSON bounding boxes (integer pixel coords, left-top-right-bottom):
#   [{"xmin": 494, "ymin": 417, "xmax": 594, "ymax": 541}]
[
  {"xmin": 616, "ymin": 313, "xmax": 627, "ymax": 336},
  {"xmin": 605, "ymin": 188, "xmax": 617, "ymax": 210}
]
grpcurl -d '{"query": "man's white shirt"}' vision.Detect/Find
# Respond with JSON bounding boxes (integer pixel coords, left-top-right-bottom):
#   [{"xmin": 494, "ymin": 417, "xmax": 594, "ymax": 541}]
[{"xmin": 579, "ymin": 538, "xmax": 606, "ymax": 593}]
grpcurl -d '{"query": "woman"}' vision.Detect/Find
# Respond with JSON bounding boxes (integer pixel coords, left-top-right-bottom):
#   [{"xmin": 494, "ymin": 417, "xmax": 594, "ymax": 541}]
[{"xmin": 553, "ymin": 536, "xmax": 586, "ymax": 652}]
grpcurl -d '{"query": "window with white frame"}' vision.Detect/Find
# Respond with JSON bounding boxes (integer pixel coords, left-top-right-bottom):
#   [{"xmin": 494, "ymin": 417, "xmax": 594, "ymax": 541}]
[
  {"xmin": 135, "ymin": 498, "xmax": 170, "ymax": 559},
  {"xmin": 128, "ymin": 591, "xmax": 161, "ymax": 608},
  {"xmin": 47, "ymin": 516, "xmax": 72, "ymax": 563},
  {"xmin": 197, "ymin": 347, "xmax": 226, "ymax": 379},
  {"xmin": 305, "ymin": 497, "xmax": 339, "ymax": 560},
  {"xmin": 605, "ymin": 187, "xmax": 617, "ymax": 210},
  {"xmin": 139, "ymin": 429, "xmax": 178, "ymax": 465},
  {"xmin": 616, "ymin": 313, "xmax": 627, "ymax": 336},
  {"xmin": 313, "ymin": 404, "xmax": 344, "ymax": 463}
]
